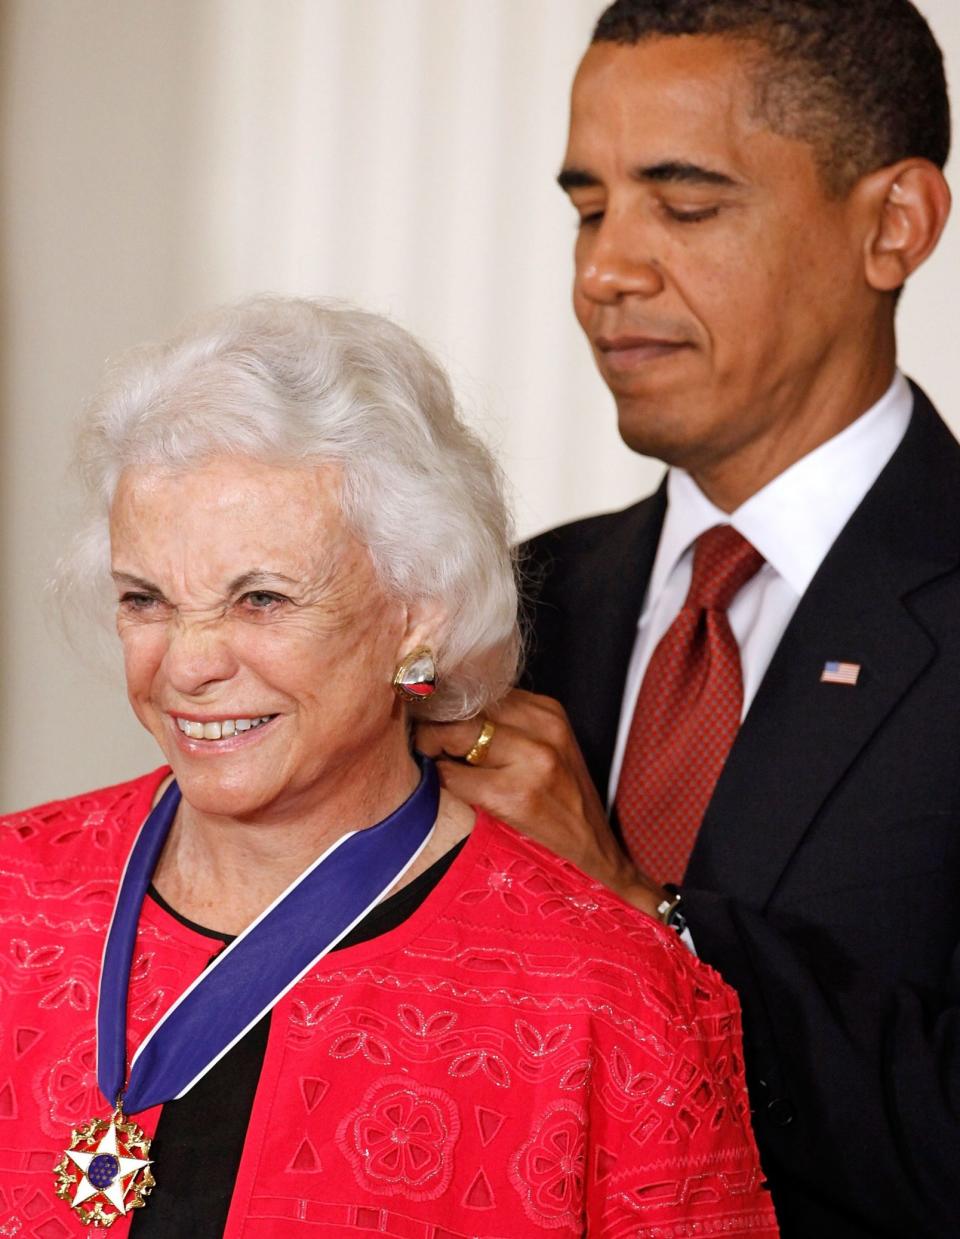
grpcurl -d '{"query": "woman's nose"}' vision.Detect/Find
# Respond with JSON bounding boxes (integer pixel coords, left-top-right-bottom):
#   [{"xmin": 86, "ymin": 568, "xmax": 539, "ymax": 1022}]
[{"xmin": 161, "ymin": 616, "xmax": 239, "ymax": 696}]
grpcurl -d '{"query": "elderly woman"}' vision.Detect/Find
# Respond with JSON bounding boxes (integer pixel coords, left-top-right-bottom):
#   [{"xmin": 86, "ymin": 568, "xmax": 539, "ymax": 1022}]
[{"xmin": 0, "ymin": 298, "xmax": 777, "ymax": 1236}]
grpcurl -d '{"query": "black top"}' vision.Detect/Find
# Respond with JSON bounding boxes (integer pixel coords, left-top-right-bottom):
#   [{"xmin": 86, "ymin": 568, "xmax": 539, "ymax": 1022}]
[{"xmin": 130, "ymin": 840, "xmax": 465, "ymax": 1239}]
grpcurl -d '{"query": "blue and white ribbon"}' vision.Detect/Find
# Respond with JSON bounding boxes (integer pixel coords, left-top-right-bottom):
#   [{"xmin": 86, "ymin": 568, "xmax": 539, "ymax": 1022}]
[{"xmin": 96, "ymin": 757, "xmax": 439, "ymax": 1114}]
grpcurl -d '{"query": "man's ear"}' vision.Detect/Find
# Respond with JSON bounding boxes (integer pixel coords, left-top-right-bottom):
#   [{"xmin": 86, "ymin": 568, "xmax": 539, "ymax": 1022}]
[{"xmin": 860, "ymin": 159, "xmax": 952, "ymax": 292}]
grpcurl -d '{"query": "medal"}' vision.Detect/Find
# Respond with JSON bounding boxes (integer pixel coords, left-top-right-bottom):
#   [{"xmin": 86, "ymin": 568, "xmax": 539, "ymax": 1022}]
[
  {"xmin": 54, "ymin": 758, "xmax": 439, "ymax": 1224},
  {"xmin": 54, "ymin": 1107, "xmax": 154, "ymax": 1227}
]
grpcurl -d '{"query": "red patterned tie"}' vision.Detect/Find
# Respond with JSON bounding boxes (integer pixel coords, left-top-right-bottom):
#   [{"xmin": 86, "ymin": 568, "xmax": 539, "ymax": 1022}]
[{"xmin": 615, "ymin": 525, "xmax": 765, "ymax": 884}]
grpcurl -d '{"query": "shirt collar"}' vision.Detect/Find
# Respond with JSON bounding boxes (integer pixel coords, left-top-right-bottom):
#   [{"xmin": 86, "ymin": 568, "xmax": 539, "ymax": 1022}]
[{"xmin": 646, "ymin": 370, "xmax": 914, "ymax": 613}]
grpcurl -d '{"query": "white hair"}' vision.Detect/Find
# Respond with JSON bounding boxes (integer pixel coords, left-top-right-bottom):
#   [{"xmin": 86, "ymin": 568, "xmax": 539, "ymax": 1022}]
[{"xmin": 59, "ymin": 295, "xmax": 520, "ymax": 720}]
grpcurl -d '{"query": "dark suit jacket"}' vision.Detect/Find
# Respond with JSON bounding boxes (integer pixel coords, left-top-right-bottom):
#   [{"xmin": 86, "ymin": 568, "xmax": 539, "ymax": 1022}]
[{"xmin": 521, "ymin": 384, "xmax": 960, "ymax": 1239}]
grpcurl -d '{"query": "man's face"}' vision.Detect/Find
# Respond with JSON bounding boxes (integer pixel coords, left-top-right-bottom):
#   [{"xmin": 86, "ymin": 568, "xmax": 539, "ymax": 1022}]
[{"xmin": 562, "ymin": 36, "xmax": 879, "ymax": 490}]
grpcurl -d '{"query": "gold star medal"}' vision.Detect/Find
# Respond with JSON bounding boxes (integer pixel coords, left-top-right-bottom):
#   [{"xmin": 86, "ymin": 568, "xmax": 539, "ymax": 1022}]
[{"xmin": 54, "ymin": 1107, "xmax": 154, "ymax": 1227}]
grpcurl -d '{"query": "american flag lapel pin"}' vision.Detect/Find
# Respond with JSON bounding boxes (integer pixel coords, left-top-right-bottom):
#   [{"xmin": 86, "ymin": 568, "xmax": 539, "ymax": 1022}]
[{"xmin": 820, "ymin": 660, "xmax": 862, "ymax": 686}]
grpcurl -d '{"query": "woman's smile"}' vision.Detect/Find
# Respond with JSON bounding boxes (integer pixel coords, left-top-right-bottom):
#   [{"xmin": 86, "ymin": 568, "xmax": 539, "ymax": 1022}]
[{"xmin": 170, "ymin": 712, "xmax": 280, "ymax": 747}]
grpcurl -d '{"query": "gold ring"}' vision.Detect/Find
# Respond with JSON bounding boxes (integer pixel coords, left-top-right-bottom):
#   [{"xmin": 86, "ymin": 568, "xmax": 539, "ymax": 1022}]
[{"xmin": 464, "ymin": 718, "xmax": 496, "ymax": 766}]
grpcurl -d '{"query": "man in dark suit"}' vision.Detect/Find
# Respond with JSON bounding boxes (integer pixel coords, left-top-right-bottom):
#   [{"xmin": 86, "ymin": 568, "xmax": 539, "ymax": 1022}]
[{"xmin": 419, "ymin": 2, "xmax": 958, "ymax": 1235}]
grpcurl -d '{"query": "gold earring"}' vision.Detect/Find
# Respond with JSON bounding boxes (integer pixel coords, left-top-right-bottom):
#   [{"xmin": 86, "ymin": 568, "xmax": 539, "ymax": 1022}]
[{"xmin": 393, "ymin": 647, "xmax": 437, "ymax": 701}]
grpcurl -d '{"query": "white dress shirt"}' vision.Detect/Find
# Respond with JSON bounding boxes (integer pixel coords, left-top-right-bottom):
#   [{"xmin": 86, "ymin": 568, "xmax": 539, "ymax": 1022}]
[{"xmin": 608, "ymin": 370, "xmax": 914, "ymax": 805}]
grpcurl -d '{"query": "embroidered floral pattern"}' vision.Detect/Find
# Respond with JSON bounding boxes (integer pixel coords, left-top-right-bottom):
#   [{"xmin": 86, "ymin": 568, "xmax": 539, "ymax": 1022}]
[
  {"xmin": 448, "ymin": 1048, "xmax": 511, "ymax": 1087},
  {"xmin": 9, "ymin": 939, "xmax": 64, "ymax": 973},
  {"xmin": 396, "ymin": 1004, "xmax": 458, "ymax": 1040},
  {"xmin": 337, "ymin": 1076, "xmax": 461, "ymax": 1200},
  {"xmin": 39, "ymin": 1032, "xmax": 101, "ymax": 1136},
  {"xmin": 510, "ymin": 1101, "xmax": 587, "ymax": 1229},
  {"xmin": 457, "ymin": 853, "xmax": 532, "ymax": 915},
  {"xmin": 515, "ymin": 1019, "xmax": 571, "ymax": 1059},
  {"xmin": 286, "ymin": 994, "xmax": 342, "ymax": 1047},
  {"xmin": 329, "ymin": 1028, "xmax": 391, "ymax": 1065}
]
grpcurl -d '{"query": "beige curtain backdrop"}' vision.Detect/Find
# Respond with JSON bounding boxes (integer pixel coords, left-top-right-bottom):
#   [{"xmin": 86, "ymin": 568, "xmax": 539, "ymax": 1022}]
[{"xmin": 1, "ymin": 0, "xmax": 958, "ymax": 809}]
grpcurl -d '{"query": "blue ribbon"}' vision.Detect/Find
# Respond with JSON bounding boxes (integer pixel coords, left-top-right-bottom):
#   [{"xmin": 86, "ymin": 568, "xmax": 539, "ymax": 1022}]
[{"xmin": 96, "ymin": 757, "xmax": 440, "ymax": 1115}]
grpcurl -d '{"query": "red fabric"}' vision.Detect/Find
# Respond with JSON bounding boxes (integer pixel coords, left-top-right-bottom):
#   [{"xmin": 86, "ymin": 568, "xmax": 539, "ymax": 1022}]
[
  {"xmin": 617, "ymin": 525, "xmax": 765, "ymax": 884},
  {"xmin": 0, "ymin": 771, "xmax": 778, "ymax": 1237}
]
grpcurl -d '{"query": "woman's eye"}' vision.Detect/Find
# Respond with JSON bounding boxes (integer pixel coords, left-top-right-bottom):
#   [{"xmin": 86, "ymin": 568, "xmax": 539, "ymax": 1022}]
[
  {"xmin": 119, "ymin": 592, "xmax": 162, "ymax": 612},
  {"xmin": 239, "ymin": 591, "xmax": 289, "ymax": 612}
]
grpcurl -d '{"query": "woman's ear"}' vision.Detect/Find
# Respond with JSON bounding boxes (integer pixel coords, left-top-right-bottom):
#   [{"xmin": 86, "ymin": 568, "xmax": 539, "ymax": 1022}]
[
  {"xmin": 860, "ymin": 159, "xmax": 952, "ymax": 292},
  {"xmin": 394, "ymin": 598, "xmax": 448, "ymax": 668},
  {"xmin": 391, "ymin": 600, "xmax": 448, "ymax": 703}
]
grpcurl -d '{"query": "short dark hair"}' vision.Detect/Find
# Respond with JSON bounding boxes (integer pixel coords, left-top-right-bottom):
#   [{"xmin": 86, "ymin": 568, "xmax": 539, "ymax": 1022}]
[{"xmin": 593, "ymin": 0, "xmax": 951, "ymax": 194}]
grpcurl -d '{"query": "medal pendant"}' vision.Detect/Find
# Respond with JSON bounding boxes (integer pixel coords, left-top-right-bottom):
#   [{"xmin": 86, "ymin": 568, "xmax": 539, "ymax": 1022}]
[{"xmin": 54, "ymin": 1108, "xmax": 154, "ymax": 1227}]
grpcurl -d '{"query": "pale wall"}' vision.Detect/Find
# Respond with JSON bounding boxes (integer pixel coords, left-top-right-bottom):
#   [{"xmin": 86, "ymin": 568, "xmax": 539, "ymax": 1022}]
[{"xmin": 1, "ymin": 0, "xmax": 958, "ymax": 809}]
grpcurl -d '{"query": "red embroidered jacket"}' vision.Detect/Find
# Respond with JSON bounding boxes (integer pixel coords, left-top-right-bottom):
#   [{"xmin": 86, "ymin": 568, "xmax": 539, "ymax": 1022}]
[{"xmin": 0, "ymin": 770, "xmax": 778, "ymax": 1236}]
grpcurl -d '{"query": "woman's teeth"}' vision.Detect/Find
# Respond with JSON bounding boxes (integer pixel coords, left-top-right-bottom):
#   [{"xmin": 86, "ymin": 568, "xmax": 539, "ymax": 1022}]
[{"xmin": 175, "ymin": 716, "xmax": 275, "ymax": 741}]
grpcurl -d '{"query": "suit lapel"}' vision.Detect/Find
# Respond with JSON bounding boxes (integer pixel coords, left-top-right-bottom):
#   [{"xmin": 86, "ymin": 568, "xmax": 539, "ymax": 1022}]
[
  {"xmin": 544, "ymin": 487, "xmax": 666, "ymax": 797},
  {"xmin": 686, "ymin": 388, "xmax": 960, "ymax": 904}
]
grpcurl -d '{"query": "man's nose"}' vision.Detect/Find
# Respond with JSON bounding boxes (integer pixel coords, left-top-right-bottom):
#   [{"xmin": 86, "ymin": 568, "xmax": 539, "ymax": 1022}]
[
  {"xmin": 577, "ymin": 215, "xmax": 665, "ymax": 303},
  {"xmin": 162, "ymin": 616, "xmax": 239, "ymax": 697}
]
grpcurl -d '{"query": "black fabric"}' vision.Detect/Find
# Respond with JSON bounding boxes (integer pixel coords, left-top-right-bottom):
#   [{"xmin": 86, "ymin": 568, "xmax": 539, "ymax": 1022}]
[
  {"xmin": 130, "ymin": 839, "xmax": 466, "ymax": 1239},
  {"xmin": 519, "ymin": 480, "xmax": 666, "ymax": 809},
  {"xmin": 521, "ymin": 384, "xmax": 960, "ymax": 1238}
]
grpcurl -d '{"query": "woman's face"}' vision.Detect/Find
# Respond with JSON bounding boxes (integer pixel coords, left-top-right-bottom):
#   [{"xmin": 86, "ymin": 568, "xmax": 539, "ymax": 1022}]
[{"xmin": 109, "ymin": 456, "xmax": 419, "ymax": 823}]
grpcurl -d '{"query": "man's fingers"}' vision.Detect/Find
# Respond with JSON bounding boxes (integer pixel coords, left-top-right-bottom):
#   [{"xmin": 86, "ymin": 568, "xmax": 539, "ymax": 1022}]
[
  {"xmin": 416, "ymin": 715, "xmax": 547, "ymax": 770},
  {"xmin": 436, "ymin": 753, "xmax": 517, "ymax": 812},
  {"xmin": 475, "ymin": 688, "xmax": 570, "ymax": 731},
  {"xmin": 434, "ymin": 758, "xmax": 543, "ymax": 828},
  {"xmin": 415, "ymin": 717, "xmax": 491, "ymax": 760},
  {"xmin": 434, "ymin": 759, "xmax": 622, "ymax": 884},
  {"xmin": 479, "ymin": 691, "xmax": 580, "ymax": 755},
  {"xmin": 416, "ymin": 690, "xmax": 579, "ymax": 768}
]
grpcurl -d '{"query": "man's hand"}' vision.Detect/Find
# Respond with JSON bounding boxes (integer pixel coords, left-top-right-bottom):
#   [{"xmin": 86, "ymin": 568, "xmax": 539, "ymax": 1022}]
[{"xmin": 416, "ymin": 688, "xmax": 665, "ymax": 917}]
